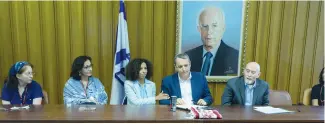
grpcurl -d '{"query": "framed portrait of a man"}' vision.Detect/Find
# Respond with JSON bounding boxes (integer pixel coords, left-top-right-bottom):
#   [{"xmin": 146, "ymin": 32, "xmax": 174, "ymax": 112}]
[{"xmin": 176, "ymin": 1, "xmax": 248, "ymax": 82}]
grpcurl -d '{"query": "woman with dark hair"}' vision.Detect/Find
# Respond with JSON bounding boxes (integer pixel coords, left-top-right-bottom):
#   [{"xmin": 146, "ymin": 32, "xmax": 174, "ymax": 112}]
[
  {"xmin": 63, "ymin": 56, "xmax": 108, "ymax": 105},
  {"xmin": 311, "ymin": 68, "xmax": 324, "ymax": 106},
  {"xmin": 1, "ymin": 61, "xmax": 43, "ymax": 105},
  {"xmin": 124, "ymin": 58, "xmax": 169, "ymax": 105}
]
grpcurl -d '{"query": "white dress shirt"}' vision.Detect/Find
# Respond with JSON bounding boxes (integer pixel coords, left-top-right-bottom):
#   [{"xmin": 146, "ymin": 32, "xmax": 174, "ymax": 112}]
[
  {"xmin": 178, "ymin": 73, "xmax": 193, "ymax": 105},
  {"xmin": 244, "ymin": 82, "xmax": 256, "ymax": 106}
]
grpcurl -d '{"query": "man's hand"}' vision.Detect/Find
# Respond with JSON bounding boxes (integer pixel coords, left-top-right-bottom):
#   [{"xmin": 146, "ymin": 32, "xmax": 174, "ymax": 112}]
[
  {"xmin": 176, "ymin": 98, "xmax": 186, "ymax": 105},
  {"xmin": 197, "ymin": 99, "xmax": 207, "ymax": 106}
]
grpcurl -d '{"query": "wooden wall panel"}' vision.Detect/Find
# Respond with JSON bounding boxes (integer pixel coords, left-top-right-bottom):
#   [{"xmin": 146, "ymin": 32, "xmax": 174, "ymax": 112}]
[
  {"xmin": 39, "ymin": 1, "xmax": 58, "ymax": 104},
  {"xmin": 11, "ymin": 2, "xmax": 28, "ymax": 62},
  {"xmin": 255, "ymin": 1, "xmax": 271, "ymax": 79},
  {"xmin": 0, "ymin": 1, "xmax": 14, "ymax": 91},
  {"xmin": 245, "ymin": 1, "xmax": 259, "ymax": 63},
  {"xmin": 276, "ymin": 1, "xmax": 297, "ymax": 91},
  {"xmin": 207, "ymin": 83, "xmax": 215, "ymax": 105},
  {"xmin": 126, "ymin": 1, "xmax": 140, "ymax": 59},
  {"xmin": 152, "ymin": 1, "xmax": 166, "ymax": 93},
  {"xmin": 299, "ymin": 1, "xmax": 321, "ymax": 102},
  {"xmin": 54, "ymin": 1, "xmax": 71, "ymax": 104},
  {"xmin": 69, "ymin": 1, "xmax": 85, "ymax": 61},
  {"xmin": 215, "ymin": 83, "xmax": 227, "ymax": 105},
  {"xmin": 84, "ymin": 2, "xmax": 100, "ymax": 78},
  {"xmin": 265, "ymin": 1, "xmax": 284, "ymax": 90},
  {"xmin": 312, "ymin": 3, "xmax": 324, "ymax": 87},
  {"xmin": 98, "ymin": 1, "xmax": 114, "ymax": 98},
  {"xmin": 165, "ymin": 1, "xmax": 176, "ymax": 77},
  {"xmin": 25, "ymin": 1, "xmax": 44, "ymax": 86},
  {"xmin": 139, "ymin": 2, "xmax": 153, "ymax": 61},
  {"xmin": 0, "ymin": 1, "xmax": 323, "ymax": 105},
  {"xmin": 288, "ymin": 1, "xmax": 308, "ymax": 103}
]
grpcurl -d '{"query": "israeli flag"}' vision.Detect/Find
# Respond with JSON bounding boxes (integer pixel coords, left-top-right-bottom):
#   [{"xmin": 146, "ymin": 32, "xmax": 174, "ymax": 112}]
[{"xmin": 109, "ymin": 0, "xmax": 130, "ymax": 105}]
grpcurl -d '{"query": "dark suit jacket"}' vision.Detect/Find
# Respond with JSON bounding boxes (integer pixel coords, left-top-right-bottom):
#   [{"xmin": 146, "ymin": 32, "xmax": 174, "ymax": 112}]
[
  {"xmin": 185, "ymin": 40, "xmax": 239, "ymax": 76},
  {"xmin": 221, "ymin": 76, "xmax": 269, "ymax": 106},
  {"xmin": 159, "ymin": 72, "xmax": 213, "ymax": 105}
]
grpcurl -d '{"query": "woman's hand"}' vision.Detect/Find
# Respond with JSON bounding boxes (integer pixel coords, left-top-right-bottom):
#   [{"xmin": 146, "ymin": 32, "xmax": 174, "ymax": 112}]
[
  {"xmin": 155, "ymin": 91, "xmax": 170, "ymax": 100},
  {"xmin": 88, "ymin": 97, "xmax": 99, "ymax": 104}
]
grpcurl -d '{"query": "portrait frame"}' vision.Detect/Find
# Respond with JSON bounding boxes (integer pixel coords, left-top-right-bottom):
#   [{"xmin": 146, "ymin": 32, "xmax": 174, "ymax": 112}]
[{"xmin": 175, "ymin": 1, "xmax": 249, "ymax": 82}]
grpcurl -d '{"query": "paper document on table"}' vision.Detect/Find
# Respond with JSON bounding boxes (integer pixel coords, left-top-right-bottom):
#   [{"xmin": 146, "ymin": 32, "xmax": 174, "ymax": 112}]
[
  {"xmin": 10, "ymin": 105, "xmax": 30, "ymax": 110},
  {"xmin": 254, "ymin": 106, "xmax": 294, "ymax": 114},
  {"xmin": 177, "ymin": 105, "xmax": 207, "ymax": 110}
]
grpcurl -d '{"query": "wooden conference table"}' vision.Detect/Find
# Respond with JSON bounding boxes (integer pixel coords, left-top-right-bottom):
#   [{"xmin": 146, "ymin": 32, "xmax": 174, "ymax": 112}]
[{"xmin": 0, "ymin": 105, "xmax": 323, "ymax": 123}]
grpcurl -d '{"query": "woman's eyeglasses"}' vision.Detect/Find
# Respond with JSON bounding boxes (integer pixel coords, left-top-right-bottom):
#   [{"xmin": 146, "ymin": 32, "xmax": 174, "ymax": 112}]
[
  {"xmin": 23, "ymin": 72, "xmax": 35, "ymax": 76},
  {"xmin": 83, "ymin": 64, "xmax": 93, "ymax": 70}
]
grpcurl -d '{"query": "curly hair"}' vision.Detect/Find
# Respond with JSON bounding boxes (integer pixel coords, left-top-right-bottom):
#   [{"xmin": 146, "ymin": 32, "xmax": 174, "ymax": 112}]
[
  {"xmin": 319, "ymin": 68, "xmax": 324, "ymax": 85},
  {"xmin": 70, "ymin": 56, "xmax": 92, "ymax": 80},
  {"xmin": 125, "ymin": 58, "xmax": 153, "ymax": 81}
]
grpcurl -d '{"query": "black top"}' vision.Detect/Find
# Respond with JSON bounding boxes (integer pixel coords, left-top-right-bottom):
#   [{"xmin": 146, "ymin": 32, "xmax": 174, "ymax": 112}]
[{"xmin": 311, "ymin": 84, "xmax": 324, "ymax": 106}]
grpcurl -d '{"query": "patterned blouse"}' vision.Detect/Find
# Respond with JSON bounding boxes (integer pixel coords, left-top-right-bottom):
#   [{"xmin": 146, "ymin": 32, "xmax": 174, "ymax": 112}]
[{"xmin": 63, "ymin": 77, "xmax": 108, "ymax": 105}]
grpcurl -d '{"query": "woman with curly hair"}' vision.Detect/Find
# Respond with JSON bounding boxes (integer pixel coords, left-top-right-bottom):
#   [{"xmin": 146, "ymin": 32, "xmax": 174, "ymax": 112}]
[{"xmin": 124, "ymin": 58, "xmax": 169, "ymax": 105}]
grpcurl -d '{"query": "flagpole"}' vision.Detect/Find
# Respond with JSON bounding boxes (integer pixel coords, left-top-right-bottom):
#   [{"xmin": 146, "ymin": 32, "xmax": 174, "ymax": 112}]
[{"xmin": 109, "ymin": 0, "xmax": 131, "ymax": 105}]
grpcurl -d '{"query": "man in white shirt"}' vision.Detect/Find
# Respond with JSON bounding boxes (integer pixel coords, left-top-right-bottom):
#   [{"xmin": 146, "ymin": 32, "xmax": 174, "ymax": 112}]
[{"xmin": 159, "ymin": 53, "xmax": 213, "ymax": 106}]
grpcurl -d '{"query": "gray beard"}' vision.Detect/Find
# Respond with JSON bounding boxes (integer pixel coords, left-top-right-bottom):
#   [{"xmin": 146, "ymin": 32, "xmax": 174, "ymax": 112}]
[{"xmin": 245, "ymin": 79, "xmax": 255, "ymax": 85}]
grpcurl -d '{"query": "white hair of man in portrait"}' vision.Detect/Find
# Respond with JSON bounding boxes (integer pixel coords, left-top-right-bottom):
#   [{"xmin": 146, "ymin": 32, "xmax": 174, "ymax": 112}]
[{"xmin": 196, "ymin": 6, "xmax": 226, "ymax": 52}]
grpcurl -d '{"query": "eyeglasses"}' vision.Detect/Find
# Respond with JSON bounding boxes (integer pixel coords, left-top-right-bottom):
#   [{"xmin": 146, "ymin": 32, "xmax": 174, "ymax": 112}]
[
  {"xmin": 83, "ymin": 64, "xmax": 93, "ymax": 70},
  {"xmin": 23, "ymin": 72, "xmax": 35, "ymax": 76}
]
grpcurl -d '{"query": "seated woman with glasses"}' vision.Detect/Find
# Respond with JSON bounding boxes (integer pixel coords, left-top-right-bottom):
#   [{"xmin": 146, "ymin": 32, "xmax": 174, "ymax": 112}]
[
  {"xmin": 63, "ymin": 56, "xmax": 108, "ymax": 105},
  {"xmin": 124, "ymin": 58, "xmax": 169, "ymax": 105},
  {"xmin": 1, "ymin": 61, "xmax": 43, "ymax": 105},
  {"xmin": 311, "ymin": 68, "xmax": 324, "ymax": 106}
]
